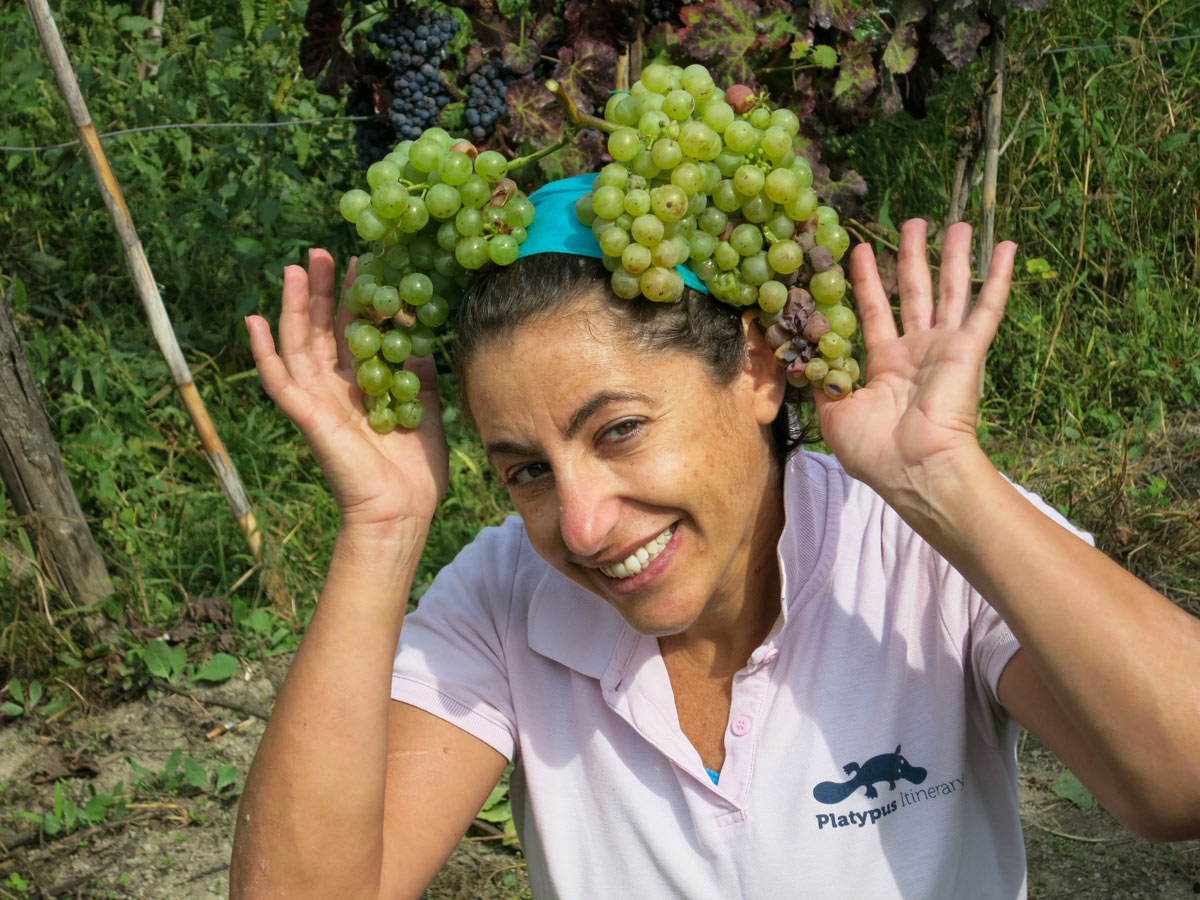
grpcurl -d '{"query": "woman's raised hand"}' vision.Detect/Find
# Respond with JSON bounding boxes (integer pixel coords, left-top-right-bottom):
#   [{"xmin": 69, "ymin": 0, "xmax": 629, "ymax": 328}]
[
  {"xmin": 813, "ymin": 220, "xmax": 1016, "ymax": 500},
  {"xmin": 246, "ymin": 249, "xmax": 448, "ymax": 531}
]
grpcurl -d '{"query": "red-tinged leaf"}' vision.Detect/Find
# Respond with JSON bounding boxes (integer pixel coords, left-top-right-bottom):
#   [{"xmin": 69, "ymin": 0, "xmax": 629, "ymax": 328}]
[
  {"xmin": 317, "ymin": 45, "xmax": 357, "ymax": 96},
  {"xmin": 464, "ymin": 43, "xmax": 487, "ymax": 76},
  {"xmin": 503, "ymin": 40, "xmax": 541, "ymax": 74},
  {"xmin": 299, "ymin": 0, "xmax": 344, "ymax": 80},
  {"xmin": 537, "ymin": 129, "xmax": 607, "ymax": 181},
  {"xmin": 553, "ymin": 38, "xmax": 620, "ymax": 114},
  {"xmin": 502, "ymin": 75, "xmax": 565, "ymax": 146},
  {"xmin": 931, "ymin": 4, "xmax": 990, "ymax": 67},
  {"xmin": 677, "ymin": 0, "xmax": 763, "ymax": 88},
  {"xmin": 882, "ymin": 22, "xmax": 919, "ymax": 73},
  {"xmin": 791, "ymin": 72, "xmax": 819, "ymax": 123},
  {"xmin": 564, "ymin": 0, "xmax": 639, "ymax": 48},
  {"xmin": 531, "ymin": 11, "xmax": 560, "ymax": 46},
  {"xmin": 820, "ymin": 168, "xmax": 868, "ymax": 218},
  {"xmin": 833, "ymin": 39, "xmax": 877, "ymax": 109},
  {"xmin": 893, "ymin": 0, "xmax": 929, "ymax": 26},
  {"xmin": 809, "ymin": 0, "xmax": 871, "ymax": 33}
]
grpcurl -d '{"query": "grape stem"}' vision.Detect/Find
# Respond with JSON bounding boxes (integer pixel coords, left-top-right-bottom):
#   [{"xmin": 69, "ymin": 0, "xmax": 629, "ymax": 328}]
[
  {"xmin": 508, "ymin": 136, "xmax": 573, "ymax": 171},
  {"xmin": 546, "ymin": 80, "xmax": 618, "ymax": 134}
]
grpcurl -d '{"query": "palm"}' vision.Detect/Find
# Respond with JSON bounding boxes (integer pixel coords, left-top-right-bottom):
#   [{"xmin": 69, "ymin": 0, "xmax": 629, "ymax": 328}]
[
  {"xmin": 247, "ymin": 250, "xmax": 447, "ymax": 528},
  {"xmin": 814, "ymin": 221, "xmax": 1016, "ymax": 496}
]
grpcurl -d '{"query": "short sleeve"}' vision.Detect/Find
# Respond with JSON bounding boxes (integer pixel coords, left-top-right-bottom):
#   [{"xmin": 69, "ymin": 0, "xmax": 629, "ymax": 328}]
[{"xmin": 391, "ymin": 516, "xmax": 529, "ymax": 760}]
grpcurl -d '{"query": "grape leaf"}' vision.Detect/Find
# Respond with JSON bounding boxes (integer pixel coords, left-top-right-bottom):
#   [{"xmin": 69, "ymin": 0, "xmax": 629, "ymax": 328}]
[
  {"xmin": 821, "ymin": 167, "xmax": 868, "ymax": 216},
  {"xmin": 791, "ymin": 72, "xmax": 819, "ymax": 122},
  {"xmin": 503, "ymin": 40, "xmax": 541, "ymax": 74},
  {"xmin": 893, "ymin": 0, "xmax": 930, "ymax": 25},
  {"xmin": 883, "ymin": 22, "xmax": 920, "ymax": 73},
  {"xmin": 811, "ymin": 44, "xmax": 839, "ymax": 69},
  {"xmin": 563, "ymin": 0, "xmax": 639, "ymax": 48},
  {"xmin": 502, "ymin": 75, "xmax": 564, "ymax": 145},
  {"xmin": 931, "ymin": 3, "xmax": 990, "ymax": 67},
  {"xmin": 809, "ymin": 0, "xmax": 872, "ymax": 33},
  {"xmin": 677, "ymin": 0, "xmax": 768, "ymax": 88},
  {"xmin": 299, "ymin": 0, "xmax": 344, "ymax": 80},
  {"xmin": 553, "ymin": 39, "xmax": 619, "ymax": 114},
  {"xmin": 832, "ymin": 39, "xmax": 877, "ymax": 109}
]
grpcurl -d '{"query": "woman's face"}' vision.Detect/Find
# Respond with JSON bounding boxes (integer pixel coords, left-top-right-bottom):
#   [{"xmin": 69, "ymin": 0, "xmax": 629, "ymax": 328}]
[{"xmin": 466, "ymin": 298, "xmax": 787, "ymax": 636}]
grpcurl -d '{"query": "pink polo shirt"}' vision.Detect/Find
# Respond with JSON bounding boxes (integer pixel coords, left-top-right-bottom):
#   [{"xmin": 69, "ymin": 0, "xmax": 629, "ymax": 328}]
[{"xmin": 392, "ymin": 451, "xmax": 1088, "ymax": 899}]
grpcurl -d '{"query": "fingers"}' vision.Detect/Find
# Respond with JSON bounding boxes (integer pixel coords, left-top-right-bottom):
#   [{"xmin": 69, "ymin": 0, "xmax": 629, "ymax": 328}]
[
  {"xmin": 897, "ymin": 219, "xmax": 934, "ymax": 334},
  {"xmin": 848, "ymin": 241, "xmax": 898, "ymax": 353},
  {"xmin": 334, "ymin": 257, "xmax": 359, "ymax": 371},
  {"xmin": 278, "ymin": 263, "xmax": 317, "ymax": 380},
  {"xmin": 246, "ymin": 315, "xmax": 315, "ymax": 428},
  {"xmin": 964, "ymin": 240, "xmax": 1016, "ymax": 346},
  {"xmin": 306, "ymin": 249, "xmax": 339, "ymax": 367},
  {"xmin": 936, "ymin": 222, "xmax": 974, "ymax": 326}
]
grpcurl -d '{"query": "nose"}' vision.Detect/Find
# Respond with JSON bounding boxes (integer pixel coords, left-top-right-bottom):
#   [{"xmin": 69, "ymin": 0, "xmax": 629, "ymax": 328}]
[{"xmin": 556, "ymin": 462, "xmax": 621, "ymax": 559}]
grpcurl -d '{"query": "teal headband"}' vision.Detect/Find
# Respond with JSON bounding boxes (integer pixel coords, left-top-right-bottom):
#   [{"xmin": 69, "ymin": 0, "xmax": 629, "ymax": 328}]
[{"xmin": 520, "ymin": 173, "xmax": 710, "ymax": 295}]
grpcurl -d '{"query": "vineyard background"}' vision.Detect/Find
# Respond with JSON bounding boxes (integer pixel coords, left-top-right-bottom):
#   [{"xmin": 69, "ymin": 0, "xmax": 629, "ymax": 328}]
[{"xmin": 0, "ymin": 0, "xmax": 1198, "ymax": 897}]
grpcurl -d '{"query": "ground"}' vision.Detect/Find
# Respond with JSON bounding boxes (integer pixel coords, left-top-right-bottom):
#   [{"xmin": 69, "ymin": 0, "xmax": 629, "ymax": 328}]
[{"xmin": 1, "ymin": 667, "xmax": 1197, "ymax": 899}]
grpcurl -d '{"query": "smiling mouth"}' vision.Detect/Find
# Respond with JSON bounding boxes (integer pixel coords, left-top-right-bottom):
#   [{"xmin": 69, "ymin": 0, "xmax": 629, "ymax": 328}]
[{"xmin": 598, "ymin": 524, "xmax": 677, "ymax": 579}]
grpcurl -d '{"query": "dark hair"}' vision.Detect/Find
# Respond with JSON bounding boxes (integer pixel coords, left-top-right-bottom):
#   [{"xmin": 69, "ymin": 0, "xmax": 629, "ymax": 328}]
[{"xmin": 451, "ymin": 253, "xmax": 816, "ymax": 463}]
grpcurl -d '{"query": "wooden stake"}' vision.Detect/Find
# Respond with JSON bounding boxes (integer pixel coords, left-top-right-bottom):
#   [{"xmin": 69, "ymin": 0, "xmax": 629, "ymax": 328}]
[
  {"xmin": 24, "ymin": 0, "xmax": 263, "ymax": 562},
  {"xmin": 976, "ymin": 12, "xmax": 1006, "ymax": 408}
]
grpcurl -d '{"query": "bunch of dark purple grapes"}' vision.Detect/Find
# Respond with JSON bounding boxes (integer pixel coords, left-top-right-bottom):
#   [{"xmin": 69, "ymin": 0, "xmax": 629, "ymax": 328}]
[
  {"xmin": 463, "ymin": 62, "xmax": 515, "ymax": 141},
  {"xmin": 367, "ymin": 9, "xmax": 460, "ymax": 142}
]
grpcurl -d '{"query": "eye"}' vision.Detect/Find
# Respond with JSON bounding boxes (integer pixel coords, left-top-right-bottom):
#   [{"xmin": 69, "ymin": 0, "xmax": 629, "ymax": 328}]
[
  {"xmin": 504, "ymin": 461, "xmax": 551, "ymax": 486},
  {"xmin": 601, "ymin": 418, "xmax": 643, "ymax": 442}
]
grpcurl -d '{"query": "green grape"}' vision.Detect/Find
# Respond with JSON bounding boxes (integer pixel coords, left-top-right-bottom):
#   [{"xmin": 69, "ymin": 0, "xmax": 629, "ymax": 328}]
[
  {"xmin": 713, "ymin": 180, "xmax": 741, "ymax": 212},
  {"xmin": 749, "ymin": 107, "xmax": 771, "ymax": 129},
  {"xmin": 715, "ymin": 150, "xmax": 746, "ymax": 178},
  {"xmin": 651, "ymin": 138, "xmax": 683, "ymax": 170},
  {"xmin": 698, "ymin": 162, "xmax": 723, "ymax": 193},
  {"xmin": 600, "ymin": 226, "xmax": 631, "ymax": 257},
  {"xmin": 650, "ymin": 240, "xmax": 679, "ymax": 268},
  {"xmin": 423, "ymin": 127, "xmax": 453, "ymax": 148},
  {"xmin": 681, "ymin": 64, "xmax": 716, "ymax": 102},
  {"xmin": 390, "ymin": 369, "xmax": 421, "ymax": 403},
  {"xmin": 510, "ymin": 226, "xmax": 528, "ymax": 244},
  {"xmin": 638, "ymin": 110, "xmax": 670, "ymax": 139},
  {"xmin": 785, "ymin": 189, "xmax": 819, "ymax": 222},
  {"xmin": 632, "ymin": 214, "xmax": 665, "ymax": 246},
  {"xmin": 455, "ymin": 206, "xmax": 483, "ymax": 237},
  {"xmin": 663, "ymin": 89, "xmax": 695, "ymax": 121},
  {"xmin": 816, "ymin": 205, "xmax": 840, "ymax": 226},
  {"xmin": 671, "ymin": 162, "xmax": 703, "ymax": 195},
  {"xmin": 640, "ymin": 267, "xmax": 681, "ymax": 301},
  {"xmin": 455, "ymin": 235, "xmax": 490, "ymax": 270},
  {"xmin": 357, "ymin": 254, "xmax": 385, "ymax": 278},
  {"xmin": 825, "ymin": 305, "xmax": 858, "ymax": 339},
  {"xmin": 804, "ymin": 358, "xmax": 829, "ymax": 383},
  {"xmin": 679, "ymin": 122, "xmax": 717, "ymax": 159},
  {"xmin": 809, "ymin": 269, "xmax": 847, "ymax": 304},
  {"xmin": 741, "ymin": 194, "xmax": 774, "ymax": 223},
  {"xmin": 770, "ymin": 108, "xmax": 801, "ymax": 136},
  {"xmin": 459, "ymin": 174, "xmax": 490, "ymax": 208},
  {"xmin": 764, "ymin": 212, "xmax": 796, "ymax": 242},
  {"xmin": 816, "ymin": 223, "xmax": 850, "ymax": 261},
  {"xmin": 383, "ymin": 150, "xmax": 409, "ymax": 170},
  {"xmin": 733, "ymin": 165, "xmax": 766, "ymax": 197},
  {"xmin": 395, "ymin": 399, "xmax": 425, "ymax": 429},
  {"xmin": 366, "ymin": 160, "xmax": 400, "ymax": 189},
  {"xmin": 438, "ymin": 150, "xmax": 472, "ymax": 186},
  {"xmin": 507, "ymin": 197, "xmax": 535, "ymax": 227},
  {"xmin": 348, "ymin": 324, "xmax": 382, "ymax": 359},
  {"xmin": 822, "ymin": 369, "xmax": 852, "ymax": 399},
  {"xmin": 723, "ymin": 120, "xmax": 756, "ymax": 153},
  {"xmin": 575, "ymin": 193, "xmax": 598, "ymax": 227},
  {"xmin": 637, "ymin": 91, "xmax": 665, "ymax": 114},
  {"xmin": 767, "ymin": 239, "xmax": 803, "ymax": 274},
  {"xmin": 614, "ymin": 213, "xmax": 634, "ymax": 231},
  {"xmin": 437, "ymin": 221, "xmax": 460, "ymax": 252},
  {"xmin": 698, "ymin": 207, "xmax": 728, "ymax": 236},
  {"xmin": 605, "ymin": 92, "xmax": 629, "ymax": 122},
  {"xmin": 693, "ymin": 258, "xmax": 718, "ymax": 282},
  {"xmin": 399, "ymin": 198, "xmax": 429, "ymax": 233},
  {"xmin": 611, "ymin": 268, "xmax": 642, "ymax": 299},
  {"xmin": 409, "ymin": 235, "xmax": 437, "ymax": 268},
  {"xmin": 434, "ymin": 248, "xmax": 463, "ymax": 277},
  {"xmin": 592, "ymin": 186, "xmax": 626, "ymax": 220},
  {"xmin": 425, "ymin": 183, "xmax": 462, "ymax": 219},
  {"xmin": 764, "ymin": 168, "xmax": 800, "ymax": 204},
  {"xmin": 409, "ymin": 324, "xmax": 436, "ymax": 357},
  {"xmin": 614, "ymin": 93, "xmax": 643, "ymax": 126},
  {"xmin": 372, "ymin": 285, "xmax": 402, "ymax": 317},
  {"xmin": 624, "ymin": 189, "xmax": 651, "ymax": 217},
  {"xmin": 369, "ymin": 405, "xmax": 399, "ymax": 434},
  {"xmin": 357, "ymin": 357, "xmax": 391, "ymax": 397},
  {"xmin": 689, "ymin": 231, "xmax": 716, "ymax": 261},
  {"xmin": 356, "ymin": 209, "xmax": 388, "ymax": 241},
  {"xmin": 632, "ymin": 149, "xmax": 661, "ymax": 179},
  {"xmin": 701, "ymin": 100, "xmax": 735, "ymax": 133},
  {"xmin": 760, "ymin": 126, "xmax": 791, "ymax": 160},
  {"xmin": 408, "ymin": 139, "xmax": 442, "ymax": 173},
  {"xmin": 351, "ymin": 275, "xmax": 378, "ymax": 307},
  {"xmin": 621, "ymin": 243, "xmax": 652, "ymax": 274},
  {"xmin": 601, "ymin": 253, "xmax": 622, "ymax": 273},
  {"xmin": 842, "ymin": 358, "xmax": 861, "ymax": 383},
  {"xmin": 400, "ymin": 272, "xmax": 433, "ymax": 306},
  {"xmin": 641, "ymin": 63, "xmax": 671, "ymax": 94},
  {"xmin": 591, "ymin": 217, "xmax": 614, "ymax": 241},
  {"xmin": 758, "ymin": 280, "xmax": 788, "ymax": 313},
  {"xmin": 417, "ymin": 295, "xmax": 450, "ymax": 327},
  {"xmin": 599, "ymin": 163, "xmax": 629, "ymax": 188},
  {"xmin": 474, "ymin": 150, "xmax": 508, "ymax": 182},
  {"xmin": 340, "ymin": 189, "xmax": 371, "ymax": 223},
  {"xmin": 675, "ymin": 216, "xmax": 697, "ymax": 239},
  {"xmin": 384, "ymin": 244, "xmax": 411, "ymax": 268},
  {"xmin": 741, "ymin": 252, "xmax": 771, "ymax": 286},
  {"xmin": 489, "ymin": 234, "xmax": 520, "ymax": 265},
  {"xmin": 381, "ymin": 329, "xmax": 412, "ymax": 364},
  {"xmin": 730, "ymin": 224, "xmax": 764, "ymax": 256},
  {"xmin": 651, "ymin": 185, "xmax": 688, "ymax": 222},
  {"xmin": 737, "ymin": 280, "xmax": 759, "ymax": 307},
  {"xmin": 608, "ymin": 128, "xmax": 641, "ymax": 162},
  {"xmin": 713, "ymin": 241, "xmax": 740, "ymax": 270},
  {"xmin": 791, "ymin": 157, "xmax": 814, "ymax": 189}
]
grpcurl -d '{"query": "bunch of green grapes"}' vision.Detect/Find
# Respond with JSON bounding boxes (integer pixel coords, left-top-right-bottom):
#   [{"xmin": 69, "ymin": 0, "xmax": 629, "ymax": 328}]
[
  {"xmin": 337, "ymin": 127, "xmax": 536, "ymax": 432},
  {"xmin": 574, "ymin": 63, "xmax": 859, "ymax": 398}
]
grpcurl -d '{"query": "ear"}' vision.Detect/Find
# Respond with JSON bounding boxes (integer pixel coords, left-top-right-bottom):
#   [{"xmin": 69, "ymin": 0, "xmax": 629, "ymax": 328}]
[{"xmin": 739, "ymin": 309, "xmax": 787, "ymax": 427}]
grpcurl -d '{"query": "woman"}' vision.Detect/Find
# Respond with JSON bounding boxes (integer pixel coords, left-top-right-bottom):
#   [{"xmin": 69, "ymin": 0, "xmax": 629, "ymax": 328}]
[{"xmin": 233, "ymin": 179, "xmax": 1200, "ymax": 898}]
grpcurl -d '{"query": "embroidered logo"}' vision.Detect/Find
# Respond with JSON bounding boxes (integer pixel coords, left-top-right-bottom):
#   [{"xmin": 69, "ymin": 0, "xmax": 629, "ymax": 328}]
[{"xmin": 812, "ymin": 744, "xmax": 927, "ymax": 804}]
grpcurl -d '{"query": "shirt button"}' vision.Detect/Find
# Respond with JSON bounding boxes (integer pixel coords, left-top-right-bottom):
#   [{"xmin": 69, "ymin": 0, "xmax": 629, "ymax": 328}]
[{"xmin": 730, "ymin": 715, "xmax": 753, "ymax": 737}]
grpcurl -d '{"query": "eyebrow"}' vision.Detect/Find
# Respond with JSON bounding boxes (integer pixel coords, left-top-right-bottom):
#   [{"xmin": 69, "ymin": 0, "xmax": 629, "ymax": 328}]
[{"xmin": 484, "ymin": 389, "xmax": 654, "ymax": 460}]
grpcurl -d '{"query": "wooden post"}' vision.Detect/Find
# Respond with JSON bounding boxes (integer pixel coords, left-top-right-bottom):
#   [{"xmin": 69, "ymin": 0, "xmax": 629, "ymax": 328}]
[
  {"xmin": 978, "ymin": 13, "xmax": 1006, "ymax": 278},
  {"xmin": 24, "ymin": 0, "xmax": 263, "ymax": 562},
  {"xmin": 0, "ymin": 287, "xmax": 113, "ymax": 611}
]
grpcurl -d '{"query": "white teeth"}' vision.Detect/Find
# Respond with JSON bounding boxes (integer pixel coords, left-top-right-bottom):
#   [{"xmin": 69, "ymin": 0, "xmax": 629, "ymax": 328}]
[{"xmin": 600, "ymin": 525, "xmax": 675, "ymax": 579}]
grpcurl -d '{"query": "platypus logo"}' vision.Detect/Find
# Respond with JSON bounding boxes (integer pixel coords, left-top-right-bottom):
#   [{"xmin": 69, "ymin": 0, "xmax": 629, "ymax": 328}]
[{"xmin": 812, "ymin": 745, "xmax": 927, "ymax": 804}]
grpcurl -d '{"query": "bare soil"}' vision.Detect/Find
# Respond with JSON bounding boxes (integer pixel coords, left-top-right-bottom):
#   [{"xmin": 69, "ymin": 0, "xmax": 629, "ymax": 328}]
[{"xmin": 1, "ymin": 667, "xmax": 1196, "ymax": 900}]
